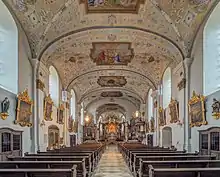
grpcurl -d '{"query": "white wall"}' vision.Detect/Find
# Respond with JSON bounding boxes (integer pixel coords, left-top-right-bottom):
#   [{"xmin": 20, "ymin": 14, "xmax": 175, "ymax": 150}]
[
  {"xmin": 0, "ymin": 16, "xmax": 33, "ymax": 154},
  {"xmin": 0, "ymin": 0, "xmax": 18, "ymax": 94}
]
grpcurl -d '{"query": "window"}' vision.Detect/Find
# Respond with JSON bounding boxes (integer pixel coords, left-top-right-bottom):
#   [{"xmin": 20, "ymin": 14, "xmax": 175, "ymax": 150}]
[
  {"xmin": 0, "ymin": 1, "xmax": 18, "ymax": 94},
  {"xmin": 203, "ymin": 2, "xmax": 220, "ymax": 95},
  {"xmin": 199, "ymin": 128, "xmax": 220, "ymax": 155},
  {"xmin": 49, "ymin": 66, "xmax": 59, "ymax": 106},
  {"xmin": 0, "ymin": 128, "xmax": 22, "ymax": 153},
  {"xmin": 201, "ymin": 134, "xmax": 208, "ymax": 149},
  {"xmin": 70, "ymin": 89, "xmax": 76, "ymax": 120},
  {"xmin": 148, "ymin": 89, "xmax": 153, "ymax": 121},
  {"xmin": 13, "ymin": 134, "xmax": 21, "ymax": 150},
  {"xmin": 162, "ymin": 67, "xmax": 171, "ymax": 108},
  {"xmin": 211, "ymin": 132, "xmax": 219, "ymax": 151},
  {"xmin": 2, "ymin": 133, "xmax": 11, "ymax": 152}
]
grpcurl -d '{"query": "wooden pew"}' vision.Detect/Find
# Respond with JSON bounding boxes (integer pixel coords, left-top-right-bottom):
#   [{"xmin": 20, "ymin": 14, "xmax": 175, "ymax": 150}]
[
  {"xmin": 0, "ymin": 161, "xmax": 84, "ymax": 176},
  {"xmin": 129, "ymin": 151, "xmax": 197, "ymax": 169},
  {"xmin": 133, "ymin": 155, "xmax": 216, "ymax": 176},
  {"xmin": 148, "ymin": 165, "xmax": 220, "ymax": 177},
  {"xmin": 45, "ymin": 144, "xmax": 105, "ymax": 165},
  {"xmin": 0, "ymin": 168, "xmax": 77, "ymax": 177},
  {"xmin": 131, "ymin": 152, "xmax": 198, "ymax": 172},
  {"xmin": 32, "ymin": 152, "xmax": 98, "ymax": 170},
  {"xmin": 138, "ymin": 160, "xmax": 220, "ymax": 177},
  {"xmin": 7, "ymin": 156, "xmax": 89, "ymax": 177}
]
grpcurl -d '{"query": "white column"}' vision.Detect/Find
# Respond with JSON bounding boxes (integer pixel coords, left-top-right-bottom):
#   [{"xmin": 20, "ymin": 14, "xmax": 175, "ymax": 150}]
[
  {"xmin": 173, "ymin": 62, "xmax": 185, "ymax": 151},
  {"xmin": 30, "ymin": 59, "xmax": 39, "ymax": 153},
  {"xmin": 151, "ymin": 89, "xmax": 159, "ymax": 146},
  {"xmin": 183, "ymin": 58, "xmax": 193, "ymax": 152}
]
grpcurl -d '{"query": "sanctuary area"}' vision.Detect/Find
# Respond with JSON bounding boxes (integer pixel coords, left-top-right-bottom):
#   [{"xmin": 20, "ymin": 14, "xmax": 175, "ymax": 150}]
[{"xmin": 0, "ymin": 0, "xmax": 220, "ymax": 176}]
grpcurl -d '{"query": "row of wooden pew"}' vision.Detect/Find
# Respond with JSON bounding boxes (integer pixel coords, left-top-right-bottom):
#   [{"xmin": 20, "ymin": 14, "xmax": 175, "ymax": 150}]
[
  {"xmin": 0, "ymin": 143, "xmax": 105, "ymax": 177},
  {"xmin": 118, "ymin": 143, "xmax": 220, "ymax": 177}
]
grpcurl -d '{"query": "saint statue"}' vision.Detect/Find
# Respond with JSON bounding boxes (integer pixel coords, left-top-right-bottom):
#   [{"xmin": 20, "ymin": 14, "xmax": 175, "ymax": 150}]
[
  {"xmin": 212, "ymin": 98, "xmax": 220, "ymax": 113},
  {"xmin": 1, "ymin": 97, "xmax": 10, "ymax": 113}
]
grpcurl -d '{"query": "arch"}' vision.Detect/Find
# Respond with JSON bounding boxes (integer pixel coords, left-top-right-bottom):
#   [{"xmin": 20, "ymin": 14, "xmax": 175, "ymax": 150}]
[
  {"xmin": 49, "ymin": 66, "xmax": 59, "ymax": 106},
  {"xmin": 147, "ymin": 89, "xmax": 153, "ymax": 121},
  {"xmin": 162, "ymin": 126, "xmax": 172, "ymax": 148},
  {"xmin": 70, "ymin": 89, "xmax": 76, "ymax": 120},
  {"xmin": 162, "ymin": 67, "xmax": 171, "ymax": 108},
  {"xmin": 203, "ymin": 2, "xmax": 220, "ymax": 96},
  {"xmin": 48, "ymin": 125, "xmax": 60, "ymax": 149},
  {"xmin": 0, "ymin": 1, "xmax": 18, "ymax": 94}
]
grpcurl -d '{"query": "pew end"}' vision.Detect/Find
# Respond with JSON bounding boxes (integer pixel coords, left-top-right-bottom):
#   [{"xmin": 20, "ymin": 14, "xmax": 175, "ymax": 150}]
[{"xmin": 148, "ymin": 165, "xmax": 154, "ymax": 177}]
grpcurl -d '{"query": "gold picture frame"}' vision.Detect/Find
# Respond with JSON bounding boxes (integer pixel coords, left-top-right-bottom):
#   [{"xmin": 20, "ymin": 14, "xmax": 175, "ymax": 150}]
[
  {"xmin": 158, "ymin": 107, "xmax": 166, "ymax": 126},
  {"xmin": 169, "ymin": 98, "xmax": 179, "ymax": 123},
  {"xmin": 15, "ymin": 89, "xmax": 33, "ymax": 127},
  {"xmin": 57, "ymin": 104, "xmax": 64, "ymax": 124},
  {"xmin": 68, "ymin": 116, "xmax": 74, "ymax": 132},
  {"xmin": 44, "ymin": 94, "xmax": 53, "ymax": 121},
  {"xmin": 150, "ymin": 117, "xmax": 155, "ymax": 132},
  {"xmin": 145, "ymin": 121, "xmax": 150, "ymax": 133},
  {"xmin": 188, "ymin": 91, "xmax": 207, "ymax": 127}
]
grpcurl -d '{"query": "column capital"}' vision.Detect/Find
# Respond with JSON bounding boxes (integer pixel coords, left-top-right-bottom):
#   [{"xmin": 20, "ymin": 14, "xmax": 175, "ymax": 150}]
[
  {"xmin": 30, "ymin": 58, "xmax": 39, "ymax": 69},
  {"xmin": 183, "ymin": 58, "xmax": 193, "ymax": 68}
]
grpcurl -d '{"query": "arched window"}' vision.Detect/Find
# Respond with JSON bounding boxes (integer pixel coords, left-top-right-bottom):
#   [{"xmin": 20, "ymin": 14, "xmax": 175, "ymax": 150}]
[
  {"xmin": 148, "ymin": 89, "xmax": 153, "ymax": 121},
  {"xmin": 0, "ymin": 1, "xmax": 18, "ymax": 93},
  {"xmin": 49, "ymin": 66, "xmax": 59, "ymax": 106},
  {"xmin": 203, "ymin": 2, "xmax": 220, "ymax": 95},
  {"xmin": 70, "ymin": 89, "xmax": 76, "ymax": 120},
  {"xmin": 162, "ymin": 67, "xmax": 171, "ymax": 108}
]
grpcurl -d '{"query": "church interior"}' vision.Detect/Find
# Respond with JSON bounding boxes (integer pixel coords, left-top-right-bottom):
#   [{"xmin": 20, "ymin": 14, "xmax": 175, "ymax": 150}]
[{"xmin": 1, "ymin": 0, "xmax": 220, "ymax": 176}]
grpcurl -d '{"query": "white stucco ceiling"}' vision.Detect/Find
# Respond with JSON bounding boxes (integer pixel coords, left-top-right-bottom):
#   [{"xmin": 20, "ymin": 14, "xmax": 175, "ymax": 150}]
[{"xmin": 5, "ymin": 0, "xmax": 218, "ymax": 107}]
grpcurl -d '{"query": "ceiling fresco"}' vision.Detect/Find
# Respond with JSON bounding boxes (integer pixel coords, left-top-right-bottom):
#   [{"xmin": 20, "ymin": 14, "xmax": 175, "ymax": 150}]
[
  {"xmin": 4, "ymin": 0, "xmax": 219, "ymax": 108},
  {"xmin": 97, "ymin": 76, "xmax": 127, "ymax": 87},
  {"xmin": 90, "ymin": 42, "xmax": 134, "ymax": 65},
  {"xmin": 101, "ymin": 91, "xmax": 123, "ymax": 97},
  {"xmin": 80, "ymin": 0, "xmax": 145, "ymax": 13}
]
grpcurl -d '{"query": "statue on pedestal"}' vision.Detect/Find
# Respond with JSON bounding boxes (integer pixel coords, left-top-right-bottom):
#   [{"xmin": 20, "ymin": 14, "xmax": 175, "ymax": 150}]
[{"xmin": 0, "ymin": 97, "xmax": 10, "ymax": 120}]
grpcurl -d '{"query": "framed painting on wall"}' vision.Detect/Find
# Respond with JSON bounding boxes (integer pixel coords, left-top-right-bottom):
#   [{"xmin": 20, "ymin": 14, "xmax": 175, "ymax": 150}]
[
  {"xmin": 57, "ymin": 104, "xmax": 64, "ymax": 124},
  {"xmin": 150, "ymin": 117, "xmax": 155, "ymax": 132},
  {"xmin": 145, "ymin": 121, "xmax": 150, "ymax": 133},
  {"xmin": 158, "ymin": 107, "xmax": 166, "ymax": 126},
  {"xmin": 15, "ymin": 89, "xmax": 33, "ymax": 127},
  {"xmin": 44, "ymin": 94, "xmax": 53, "ymax": 121},
  {"xmin": 188, "ymin": 91, "xmax": 207, "ymax": 127},
  {"xmin": 169, "ymin": 98, "xmax": 179, "ymax": 123},
  {"xmin": 68, "ymin": 116, "xmax": 74, "ymax": 132}
]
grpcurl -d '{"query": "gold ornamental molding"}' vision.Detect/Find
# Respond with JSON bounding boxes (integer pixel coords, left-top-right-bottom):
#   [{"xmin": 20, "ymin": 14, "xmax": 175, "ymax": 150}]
[
  {"xmin": 15, "ymin": 89, "xmax": 33, "ymax": 127},
  {"xmin": 188, "ymin": 91, "xmax": 207, "ymax": 127}
]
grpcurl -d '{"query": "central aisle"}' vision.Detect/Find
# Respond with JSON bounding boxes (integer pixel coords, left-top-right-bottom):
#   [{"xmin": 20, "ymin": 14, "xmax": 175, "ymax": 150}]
[{"xmin": 93, "ymin": 144, "xmax": 133, "ymax": 177}]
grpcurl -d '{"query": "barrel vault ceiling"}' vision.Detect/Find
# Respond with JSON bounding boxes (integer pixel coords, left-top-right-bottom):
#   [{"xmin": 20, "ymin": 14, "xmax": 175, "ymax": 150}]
[{"xmin": 4, "ymin": 0, "xmax": 218, "ymax": 107}]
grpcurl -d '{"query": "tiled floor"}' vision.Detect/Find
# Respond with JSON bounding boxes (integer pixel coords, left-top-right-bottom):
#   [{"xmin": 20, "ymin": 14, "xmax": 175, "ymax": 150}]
[{"xmin": 93, "ymin": 144, "xmax": 133, "ymax": 177}]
